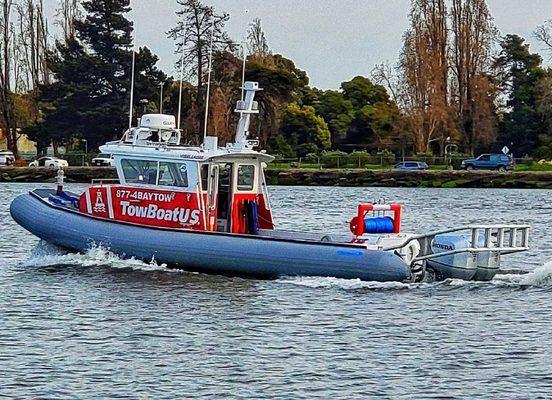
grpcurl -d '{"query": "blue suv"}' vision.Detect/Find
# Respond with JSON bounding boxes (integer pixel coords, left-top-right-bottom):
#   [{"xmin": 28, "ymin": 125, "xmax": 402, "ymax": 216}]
[{"xmin": 461, "ymin": 154, "xmax": 514, "ymax": 172}]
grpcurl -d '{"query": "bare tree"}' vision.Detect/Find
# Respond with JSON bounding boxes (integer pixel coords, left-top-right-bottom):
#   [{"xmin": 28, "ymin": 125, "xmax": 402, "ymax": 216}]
[
  {"xmin": 536, "ymin": 75, "xmax": 552, "ymax": 132},
  {"xmin": 16, "ymin": 0, "xmax": 49, "ymax": 91},
  {"xmin": 0, "ymin": 0, "xmax": 18, "ymax": 157},
  {"xmin": 371, "ymin": 62, "xmax": 399, "ymax": 105},
  {"xmin": 167, "ymin": 0, "xmax": 233, "ymax": 138},
  {"xmin": 247, "ymin": 18, "xmax": 270, "ymax": 61},
  {"xmin": 398, "ymin": 0, "xmax": 452, "ymax": 154},
  {"xmin": 55, "ymin": 0, "xmax": 80, "ymax": 39},
  {"xmin": 167, "ymin": 0, "xmax": 232, "ymax": 97},
  {"xmin": 0, "ymin": 0, "xmax": 49, "ymax": 157},
  {"xmin": 535, "ymin": 19, "xmax": 552, "ymax": 58},
  {"xmin": 450, "ymin": 0, "xmax": 498, "ymax": 155}
]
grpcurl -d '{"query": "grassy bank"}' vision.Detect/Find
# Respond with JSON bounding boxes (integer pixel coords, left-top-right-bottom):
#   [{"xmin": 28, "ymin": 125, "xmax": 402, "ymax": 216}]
[
  {"xmin": 266, "ymin": 162, "xmax": 552, "ymax": 172},
  {"xmin": 266, "ymin": 169, "xmax": 552, "ymax": 189},
  {"xmin": 1, "ymin": 167, "xmax": 551, "ymax": 189}
]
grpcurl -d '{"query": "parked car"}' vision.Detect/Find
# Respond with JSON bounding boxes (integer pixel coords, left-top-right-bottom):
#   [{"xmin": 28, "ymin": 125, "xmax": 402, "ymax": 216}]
[
  {"xmin": 461, "ymin": 154, "xmax": 514, "ymax": 172},
  {"xmin": 91, "ymin": 153, "xmax": 115, "ymax": 167},
  {"xmin": 393, "ymin": 161, "xmax": 429, "ymax": 171},
  {"xmin": 0, "ymin": 150, "xmax": 15, "ymax": 166},
  {"xmin": 29, "ymin": 156, "xmax": 69, "ymax": 168}
]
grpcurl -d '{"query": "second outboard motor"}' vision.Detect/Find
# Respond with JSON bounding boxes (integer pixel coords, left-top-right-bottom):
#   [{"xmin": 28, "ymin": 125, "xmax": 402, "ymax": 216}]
[{"xmin": 427, "ymin": 235, "xmax": 477, "ymax": 281}]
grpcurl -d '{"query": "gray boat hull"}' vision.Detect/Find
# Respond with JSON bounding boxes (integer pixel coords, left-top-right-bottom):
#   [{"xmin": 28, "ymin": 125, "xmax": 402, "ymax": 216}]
[{"xmin": 10, "ymin": 193, "xmax": 411, "ymax": 282}]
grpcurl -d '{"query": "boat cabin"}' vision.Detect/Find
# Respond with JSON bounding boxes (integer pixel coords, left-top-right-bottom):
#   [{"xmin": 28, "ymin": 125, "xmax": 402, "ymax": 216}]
[{"xmin": 78, "ymin": 82, "xmax": 275, "ymax": 235}]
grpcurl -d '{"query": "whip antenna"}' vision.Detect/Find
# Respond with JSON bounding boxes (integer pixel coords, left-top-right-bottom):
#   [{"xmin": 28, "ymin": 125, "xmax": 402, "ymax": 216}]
[
  {"xmin": 177, "ymin": 38, "xmax": 185, "ymax": 130},
  {"xmin": 203, "ymin": 21, "xmax": 215, "ymax": 143}
]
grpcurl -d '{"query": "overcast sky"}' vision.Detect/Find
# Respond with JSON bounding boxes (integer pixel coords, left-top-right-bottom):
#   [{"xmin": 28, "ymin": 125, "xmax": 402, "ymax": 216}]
[{"xmin": 42, "ymin": 0, "xmax": 551, "ymax": 89}]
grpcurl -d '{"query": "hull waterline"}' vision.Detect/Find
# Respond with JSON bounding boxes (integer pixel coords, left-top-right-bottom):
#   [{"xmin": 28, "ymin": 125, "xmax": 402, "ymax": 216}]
[{"xmin": 10, "ymin": 193, "xmax": 411, "ymax": 282}]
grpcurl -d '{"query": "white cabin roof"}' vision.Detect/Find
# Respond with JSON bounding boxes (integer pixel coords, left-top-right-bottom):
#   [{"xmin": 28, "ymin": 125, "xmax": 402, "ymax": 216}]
[{"xmin": 99, "ymin": 141, "xmax": 274, "ymax": 163}]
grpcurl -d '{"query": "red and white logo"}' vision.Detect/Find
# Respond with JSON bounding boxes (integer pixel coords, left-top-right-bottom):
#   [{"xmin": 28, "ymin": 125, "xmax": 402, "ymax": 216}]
[{"xmin": 93, "ymin": 191, "xmax": 106, "ymax": 213}]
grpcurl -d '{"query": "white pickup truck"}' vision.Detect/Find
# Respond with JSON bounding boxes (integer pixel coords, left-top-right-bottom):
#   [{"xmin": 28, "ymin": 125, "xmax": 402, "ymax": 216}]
[{"xmin": 0, "ymin": 150, "xmax": 15, "ymax": 166}]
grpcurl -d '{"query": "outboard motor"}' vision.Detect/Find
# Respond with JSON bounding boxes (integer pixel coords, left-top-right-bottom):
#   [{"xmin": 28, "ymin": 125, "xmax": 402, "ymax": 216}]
[
  {"xmin": 427, "ymin": 236, "xmax": 478, "ymax": 281},
  {"xmin": 427, "ymin": 234, "xmax": 500, "ymax": 281}
]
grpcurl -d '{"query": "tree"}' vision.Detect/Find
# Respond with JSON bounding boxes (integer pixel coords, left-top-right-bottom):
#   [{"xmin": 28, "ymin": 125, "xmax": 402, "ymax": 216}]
[
  {"xmin": 315, "ymin": 90, "xmax": 353, "ymax": 146},
  {"xmin": 535, "ymin": 74, "xmax": 552, "ymax": 158},
  {"xmin": 55, "ymin": 0, "xmax": 80, "ymax": 39},
  {"xmin": 0, "ymin": 0, "xmax": 18, "ymax": 157},
  {"xmin": 167, "ymin": 0, "xmax": 232, "ymax": 106},
  {"xmin": 398, "ymin": 0, "xmax": 453, "ymax": 155},
  {"xmin": 245, "ymin": 54, "xmax": 309, "ymax": 146},
  {"xmin": 278, "ymin": 103, "xmax": 331, "ymax": 156},
  {"xmin": 535, "ymin": 19, "xmax": 552, "ymax": 58},
  {"xmin": 341, "ymin": 76, "xmax": 389, "ymax": 109},
  {"xmin": 29, "ymin": 0, "xmax": 167, "ymax": 151},
  {"xmin": 494, "ymin": 35, "xmax": 545, "ymax": 156},
  {"xmin": 247, "ymin": 18, "xmax": 270, "ymax": 61},
  {"xmin": 450, "ymin": 0, "xmax": 498, "ymax": 155},
  {"xmin": 346, "ymin": 102, "xmax": 401, "ymax": 149},
  {"xmin": 371, "ymin": 62, "xmax": 400, "ymax": 104}
]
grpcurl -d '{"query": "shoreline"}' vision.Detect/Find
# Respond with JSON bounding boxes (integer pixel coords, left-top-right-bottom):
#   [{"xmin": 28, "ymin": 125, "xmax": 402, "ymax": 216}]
[{"xmin": 1, "ymin": 167, "xmax": 551, "ymax": 189}]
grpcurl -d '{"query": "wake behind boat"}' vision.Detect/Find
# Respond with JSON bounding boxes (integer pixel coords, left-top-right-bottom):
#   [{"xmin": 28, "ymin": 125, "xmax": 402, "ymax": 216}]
[{"xmin": 10, "ymin": 82, "xmax": 530, "ymax": 282}]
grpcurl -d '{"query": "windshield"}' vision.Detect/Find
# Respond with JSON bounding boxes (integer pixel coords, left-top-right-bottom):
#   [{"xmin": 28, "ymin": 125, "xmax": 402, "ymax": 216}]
[{"xmin": 97, "ymin": 154, "xmax": 111, "ymax": 159}]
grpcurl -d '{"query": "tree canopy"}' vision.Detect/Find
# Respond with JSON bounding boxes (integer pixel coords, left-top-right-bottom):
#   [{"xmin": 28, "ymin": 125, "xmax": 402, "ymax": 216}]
[
  {"xmin": 2, "ymin": 0, "xmax": 550, "ymax": 162},
  {"xmin": 27, "ymin": 0, "xmax": 167, "ymax": 152},
  {"xmin": 495, "ymin": 35, "xmax": 551, "ymax": 156}
]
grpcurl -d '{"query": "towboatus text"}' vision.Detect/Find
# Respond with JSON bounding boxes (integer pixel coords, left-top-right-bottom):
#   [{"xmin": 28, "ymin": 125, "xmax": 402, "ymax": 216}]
[{"xmin": 120, "ymin": 201, "xmax": 201, "ymax": 225}]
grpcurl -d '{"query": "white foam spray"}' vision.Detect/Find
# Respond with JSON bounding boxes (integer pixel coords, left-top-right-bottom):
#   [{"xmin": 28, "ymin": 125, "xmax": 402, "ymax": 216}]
[{"xmin": 23, "ymin": 241, "xmax": 173, "ymax": 273}]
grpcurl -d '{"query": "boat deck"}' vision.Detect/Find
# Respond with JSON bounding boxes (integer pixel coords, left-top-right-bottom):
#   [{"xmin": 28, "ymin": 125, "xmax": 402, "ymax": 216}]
[{"xmin": 33, "ymin": 188, "xmax": 81, "ymax": 210}]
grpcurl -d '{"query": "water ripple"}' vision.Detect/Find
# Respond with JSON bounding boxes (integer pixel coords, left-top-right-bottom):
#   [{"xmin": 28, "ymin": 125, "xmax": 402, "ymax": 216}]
[{"xmin": 0, "ymin": 184, "xmax": 551, "ymax": 399}]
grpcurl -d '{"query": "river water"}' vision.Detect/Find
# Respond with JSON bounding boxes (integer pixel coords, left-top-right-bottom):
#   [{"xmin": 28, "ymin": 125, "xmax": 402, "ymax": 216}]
[{"xmin": 1, "ymin": 183, "xmax": 551, "ymax": 399}]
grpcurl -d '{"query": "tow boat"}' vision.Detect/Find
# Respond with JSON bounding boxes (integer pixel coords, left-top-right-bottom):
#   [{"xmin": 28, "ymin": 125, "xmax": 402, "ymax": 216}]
[{"xmin": 10, "ymin": 82, "xmax": 530, "ymax": 282}]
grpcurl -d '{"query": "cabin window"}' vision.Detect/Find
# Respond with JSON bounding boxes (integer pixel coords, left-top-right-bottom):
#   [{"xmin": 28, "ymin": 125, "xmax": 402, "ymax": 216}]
[
  {"xmin": 158, "ymin": 162, "xmax": 189, "ymax": 188},
  {"xmin": 237, "ymin": 165, "xmax": 255, "ymax": 191},
  {"xmin": 200, "ymin": 164, "xmax": 209, "ymax": 191},
  {"xmin": 121, "ymin": 159, "xmax": 189, "ymax": 187},
  {"xmin": 121, "ymin": 159, "xmax": 158, "ymax": 184}
]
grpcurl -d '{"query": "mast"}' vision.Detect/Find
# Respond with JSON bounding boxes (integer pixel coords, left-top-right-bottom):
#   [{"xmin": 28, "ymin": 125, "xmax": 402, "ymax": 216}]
[
  {"xmin": 241, "ymin": 42, "xmax": 247, "ymax": 101},
  {"xmin": 234, "ymin": 81, "xmax": 261, "ymax": 147}
]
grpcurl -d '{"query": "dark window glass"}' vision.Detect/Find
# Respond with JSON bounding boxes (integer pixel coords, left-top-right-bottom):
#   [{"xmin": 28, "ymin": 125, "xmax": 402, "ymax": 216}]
[
  {"xmin": 237, "ymin": 165, "xmax": 255, "ymax": 191},
  {"xmin": 158, "ymin": 162, "xmax": 189, "ymax": 187},
  {"xmin": 121, "ymin": 159, "xmax": 158, "ymax": 184},
  {"xmin": 201, "ymin": 164, "xmax": 209, "ymax": 191}
]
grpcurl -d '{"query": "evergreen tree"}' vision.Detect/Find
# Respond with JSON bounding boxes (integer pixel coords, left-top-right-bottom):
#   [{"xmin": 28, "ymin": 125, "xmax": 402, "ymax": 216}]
[
  {"xmin": 495, "ymin": 35, "xmax": 546, "ymax": 156},
  {"xmin": 28, "ymin": 0, "xmax": 167, "ymax": 151}
]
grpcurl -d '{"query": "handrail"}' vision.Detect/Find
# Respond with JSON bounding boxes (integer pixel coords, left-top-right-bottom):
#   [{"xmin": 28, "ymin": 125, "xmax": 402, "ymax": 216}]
[
  {"xmin": 381, "ymin": 224, "xmax": 530, "ymax": 252},
  {"xmin": 91, "ymin": 178, "xmax": 120, "ymax": 186},
  {"xmin": 377, "ymin": 225, "xmax": 530, "ymax": 266}
]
